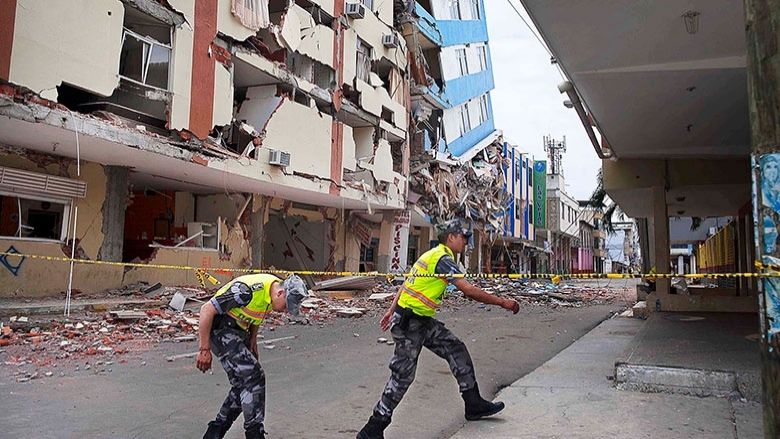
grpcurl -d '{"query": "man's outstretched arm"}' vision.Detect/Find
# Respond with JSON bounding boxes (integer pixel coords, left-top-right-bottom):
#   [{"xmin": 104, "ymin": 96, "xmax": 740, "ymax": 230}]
[{"xmin": 453, "ymin": 278, "xmax": 520, "ymax": 313}]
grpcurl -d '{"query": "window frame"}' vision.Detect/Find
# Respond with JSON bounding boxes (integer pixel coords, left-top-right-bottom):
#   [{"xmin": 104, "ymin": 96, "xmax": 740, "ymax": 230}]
[
  {"xmin": 459, "ymin": 103, "xmax": 471, "ymax": 136},
  {"xmin": 456, "ymin": 48, "xmax": 469, "ymax": 77},
  {"xmin": 477, "ymin": 45, "xmax": 487, "ymax": 71},
  {"xmin": 478, "ymin": 94, "xmax": 489, "ymax": 124},
  {"xmin": 449, "ymin": 0, "xmax": 461, "ymax": 19},
  {"xmin": 470, "ymin": 0, "xmax": 480, "ymax": 20},
  {"xmin": 356, "ymin": 38, "xmax": 373, "ymax": 83},
  {"xmin": 0, "ymin": 190, "xmax": 71, "ymax": 243},
  {"xmin": 119, "ymin": 27, "xmax": 173, "ymax": 91}
]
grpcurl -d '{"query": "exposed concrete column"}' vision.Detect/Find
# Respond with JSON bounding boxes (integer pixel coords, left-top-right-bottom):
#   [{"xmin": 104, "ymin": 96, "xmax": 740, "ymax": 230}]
[
  {"xmin": 690, "ymin": 254, "xmax": 696, "ymax": 275},
  {"xmin": 249, "ymin": 194, "xmax": 269, "ymax": 268},
  {"xmin": 677, "ymin": 255, "xmax": 684, "ymax": 275},
  {"xmin": 651, "ymin": 186, "xmax": 670, "ymax": 294},
  {"xmin": 377, "ymin": 210, "xmax": 410, "ymax": 273},
  {"xmin": 97, "ymin": 166, "xmax": 129, "ymax": 262},
  {"xmin": 418, "ymin": 226, "xmax": 433, "ymax": 253},
  {"xmin": 745, "ymin": 1, "xmax": 780, "ymax": 433}
]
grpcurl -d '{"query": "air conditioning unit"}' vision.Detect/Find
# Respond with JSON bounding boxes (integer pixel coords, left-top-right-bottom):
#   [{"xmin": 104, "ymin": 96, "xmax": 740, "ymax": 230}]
[
  {"xmin": 382, "ymin": 34, "xmax": 401, "ymax": 48},
  {"xmin": 345, "ymin": 2, "xmax": 366, "ymax": 19},
  {"xmin": 268, "ymin": 149, "xmax": 291, "ymax": 167}
]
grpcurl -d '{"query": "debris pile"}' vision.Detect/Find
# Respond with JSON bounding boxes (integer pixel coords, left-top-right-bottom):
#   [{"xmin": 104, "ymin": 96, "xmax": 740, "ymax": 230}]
[
  {"xmin": 0, "ymin": 277, "xmax": 630, "ymax": 382},
  {"xmin": 409, "ymin": 142, "xmax": 510, "ymax": 229},
  {"xmin": 475, "ymin": 278, "xmax": 629, "ymax": 308},
  {"xmin": 0, "ymin": 308, "xmax": 201, "ymax": 382}
]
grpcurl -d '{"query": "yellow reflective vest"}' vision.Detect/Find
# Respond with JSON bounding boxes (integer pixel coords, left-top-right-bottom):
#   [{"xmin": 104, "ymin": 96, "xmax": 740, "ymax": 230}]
[
  {"xmin": 213, "ymin": 273, "xmax": 280, "ymax": 330},
  {"xmin": 397, "ymin": 244, "xmax": 455, "ymax": 317}
]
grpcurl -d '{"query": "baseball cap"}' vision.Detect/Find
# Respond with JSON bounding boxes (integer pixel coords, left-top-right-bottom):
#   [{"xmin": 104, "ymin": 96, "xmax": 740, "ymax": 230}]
[
  {"xmin": 435, "ymin": 218, "xmax": 472, "ymax": 238},
  {"xmin": 282, "ymin": 274, "xmax": 308, "ymax": 316}
]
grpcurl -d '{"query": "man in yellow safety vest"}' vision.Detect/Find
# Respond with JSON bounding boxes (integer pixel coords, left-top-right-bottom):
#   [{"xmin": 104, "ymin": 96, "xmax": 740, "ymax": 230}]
[
  {"xmin": 357, "ymin": 218, "xmax": 520, "ymax": 439},
  {"xmin": 196, "ymin": 273, "xmax": 308, "ymax": 439}
]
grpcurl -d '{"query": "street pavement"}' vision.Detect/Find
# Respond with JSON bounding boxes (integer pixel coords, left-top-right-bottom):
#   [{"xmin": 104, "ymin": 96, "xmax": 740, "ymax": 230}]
[{"xmin": 0, "ymin": 302, "xmax": 621, "ymax": 438}]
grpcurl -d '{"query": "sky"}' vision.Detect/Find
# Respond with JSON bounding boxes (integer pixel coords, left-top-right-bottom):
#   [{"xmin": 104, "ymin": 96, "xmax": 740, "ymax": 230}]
[{"xmin": 484, "ymin": 0, "xmax": 601, "ymax": 201}]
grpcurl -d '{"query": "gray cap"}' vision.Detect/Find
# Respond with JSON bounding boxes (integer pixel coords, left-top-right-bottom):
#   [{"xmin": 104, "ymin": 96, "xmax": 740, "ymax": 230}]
[
  {"xmin": 282, "ymin": 274, "xmax": 308, "ymax": 316},
  {"xmin": 435, "ymin": 218, "xmax": 472, "ymax": 238}
]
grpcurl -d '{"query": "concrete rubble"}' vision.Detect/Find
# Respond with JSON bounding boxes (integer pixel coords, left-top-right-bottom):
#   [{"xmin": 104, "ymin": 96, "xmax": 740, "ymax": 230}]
[{"xmin": 409, "ymin": 143, "xmax": 510, "ymax": 229}]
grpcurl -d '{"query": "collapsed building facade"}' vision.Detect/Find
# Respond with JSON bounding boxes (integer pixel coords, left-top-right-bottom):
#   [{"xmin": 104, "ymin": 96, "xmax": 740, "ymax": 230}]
[
  {"xmin": 0, "ymin": 0, "xmax": 412, "ymax": 296},
  {"xmin": 394, "ymin": 0, "xmax": 514, "ymax": 268}
]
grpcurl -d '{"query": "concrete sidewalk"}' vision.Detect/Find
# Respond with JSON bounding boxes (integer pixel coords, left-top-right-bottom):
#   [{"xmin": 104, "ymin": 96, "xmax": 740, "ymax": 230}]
[{"xmin": 451, "ymin": 316, "xmax": 762, "ymax": 439}]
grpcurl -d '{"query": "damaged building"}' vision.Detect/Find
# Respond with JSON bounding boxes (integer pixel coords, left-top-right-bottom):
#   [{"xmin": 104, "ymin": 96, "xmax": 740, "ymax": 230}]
[
  {"xmin": 0, "ymin": 0, "xmax": 412, "ymax": 295},
  {"xmin": 393, "ymin": 0, "xmax": 514, "ymax": 269}
]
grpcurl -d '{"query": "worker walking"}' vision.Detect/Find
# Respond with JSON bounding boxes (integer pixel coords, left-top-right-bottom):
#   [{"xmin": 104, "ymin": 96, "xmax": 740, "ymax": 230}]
[
  {"xmin": 357, "ymin": 219, "xmax": 521, "ymax": 439},
  {"xmin": 196, "ymin": 273, "xmax": 308, "ymax": 439}
]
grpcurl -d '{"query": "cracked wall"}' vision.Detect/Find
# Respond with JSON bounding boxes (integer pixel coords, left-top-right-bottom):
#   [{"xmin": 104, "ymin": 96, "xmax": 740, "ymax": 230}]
[
  {"xmin": 8, "ymin": 0, "xmax": 125, "ymax": 100},
  {"xmin": 0, "ymin": 149, "xmax": 124, "ymax": 297},
  {"xmin": 262, "ymin": 98, "xmax": 333, "ymax": 178}
]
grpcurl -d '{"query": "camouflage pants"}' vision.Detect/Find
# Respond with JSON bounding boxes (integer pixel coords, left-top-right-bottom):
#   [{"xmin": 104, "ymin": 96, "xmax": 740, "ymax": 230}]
[
  {"xmin": 373, "ymin": 311, "xmax": 477, "ymax": 419},
  {"xmin": 210, "ymin": 327, "xmax": 266, "ymax": 432}
]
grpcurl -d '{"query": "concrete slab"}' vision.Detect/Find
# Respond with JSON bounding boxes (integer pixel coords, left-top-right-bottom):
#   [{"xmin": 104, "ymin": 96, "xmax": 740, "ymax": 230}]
[
  {"xmin": 615, "ymin": 363, "xmax": 739, "ymax": 397},
  {"xmin": 618, "ymin": 312, "xmax": 761, "ymax": 402}
]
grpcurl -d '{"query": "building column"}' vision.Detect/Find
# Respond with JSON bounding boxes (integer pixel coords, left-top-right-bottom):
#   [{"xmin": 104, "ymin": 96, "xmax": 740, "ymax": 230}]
[
  {"xmin": 690, "ymin": 254, "xmax": 697, "ymax": 275},
  {"xmin": 377, "ymin": 210, "xmax": 410, "ymax": 273},
  {"xmin": 249, "ymin": 195, "xmax": 269, "ymax": 268},
  {"xmin": 745, "ymin": 1, "xmax": 780, "ymax": 434},
  {"xmin": 97, "ymin": 166, "xmax": 129, "ymax": 262},
  {"xmin": 677, "ymin": 255, "xmax": 685, "ymax": 275},
  {"xmin": 652, "ymin": 186, "xmax": 671, "ymax": 294},
  {"xmin": 418, "ymin": 226, "xmax": 433, "ymax": 253}
]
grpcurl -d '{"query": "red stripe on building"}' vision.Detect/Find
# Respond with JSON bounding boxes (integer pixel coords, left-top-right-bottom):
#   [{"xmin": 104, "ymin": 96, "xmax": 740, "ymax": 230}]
[
  {"xmin": 188, "ymin": 0, "xmax": 218, "ymax": 139},
  {"xmin": 329, "ymin": 1, "xmax": 347, "ymax": 196},
  {"xmin": 330, "ymin": 121, "xmax": 343, "ymax": 195},
  {"xmin": 0, "ymin": 0, "xmax": 17, "ymax": 81}
]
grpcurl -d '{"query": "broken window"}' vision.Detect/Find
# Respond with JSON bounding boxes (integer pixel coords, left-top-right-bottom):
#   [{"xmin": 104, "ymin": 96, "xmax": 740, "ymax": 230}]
[
  {"xmin": 459, "ymin": 103, "xmax": 471, "ymax": 136},
  {"xmin": 449, "ymin": 0, "xmax": 461, "ymax": 19},
  {"xmin": 470, "ymin": 0, "xmax": 480, "ymax": 19},
  {"xmin": 477, "ymin": 45, "xmax": 487, "ymax": 71},
  {"xmin": 456, "ymin": 48, "xmax": 468, "ymax": 76},
  {"xmin": 0, "ymin": 194, "xmax": 68, "ymax": 241},
  {"xmin": 231, "ymin": 0, "xmax": 271, "ymax": 31},
  {"xmin": 478, "ymin": 94, "xmax": 489, "ymax": 125},
  {"xmin": 356, "ymin": 39, "xmax": 372, "ymax": 83},
  {"xmin": 119, "ymin": 9, "xmax": 172, "ymax": 90}
]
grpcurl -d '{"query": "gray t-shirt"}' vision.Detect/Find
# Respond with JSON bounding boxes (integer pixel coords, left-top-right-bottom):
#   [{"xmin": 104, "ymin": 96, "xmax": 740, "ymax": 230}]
[{"xmin": 435, "ymin": 255, "xmax": 463, "ymax": 283}]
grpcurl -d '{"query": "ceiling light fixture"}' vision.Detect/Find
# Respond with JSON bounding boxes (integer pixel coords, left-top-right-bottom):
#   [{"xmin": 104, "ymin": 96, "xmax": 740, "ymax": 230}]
[{"xmin": 682, "ymin": 10, "xmax": 700, "ymax": 35}]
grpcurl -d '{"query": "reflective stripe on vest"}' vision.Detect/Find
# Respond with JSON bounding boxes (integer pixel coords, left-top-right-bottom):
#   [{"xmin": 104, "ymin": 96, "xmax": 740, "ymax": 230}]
[
  {"xmin": 213, "ymin": 273, "xmax": 280, "ymax": 330},
  {"xmin": 397, "ymin": 244, "xmax": 455, "ymax": 317}
]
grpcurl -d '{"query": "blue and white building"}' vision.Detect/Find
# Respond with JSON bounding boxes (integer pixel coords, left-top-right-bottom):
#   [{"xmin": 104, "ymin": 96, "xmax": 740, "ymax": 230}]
[{"xmin": 398, "ymin": 0, "xmax": 500, "ymax": 160}]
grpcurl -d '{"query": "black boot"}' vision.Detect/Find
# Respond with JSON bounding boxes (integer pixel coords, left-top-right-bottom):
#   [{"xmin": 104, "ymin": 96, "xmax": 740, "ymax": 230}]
[
  {"xmin": 203, "ymin": 421, "xmax": 231, "ymax": 439},
  {"xmin": 462, "ymin": 383, "xmax": 505, "ymax": 421},
  {"xmin": 244, "ymin": 425, "xmax": 266, "ymax": 439},
  {"xmin": 356, "ymin": 414, "xmax": 391, "ymax": 439}
]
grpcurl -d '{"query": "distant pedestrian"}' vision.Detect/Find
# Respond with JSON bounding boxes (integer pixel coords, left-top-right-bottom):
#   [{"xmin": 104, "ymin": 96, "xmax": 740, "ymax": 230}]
[
  {"xmin": 357, "ymin": 219, "xmax": 520, "ymax": 439},
  {"xmin": 196, "ymin": 273, "xmax": 307, "ymax": 439}
]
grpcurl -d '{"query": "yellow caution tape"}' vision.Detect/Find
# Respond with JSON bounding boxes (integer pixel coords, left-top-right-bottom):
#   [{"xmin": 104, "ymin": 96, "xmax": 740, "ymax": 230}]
[{"xmin": 1, "ymin": 251, "xmax": 779, "ymax": 280}]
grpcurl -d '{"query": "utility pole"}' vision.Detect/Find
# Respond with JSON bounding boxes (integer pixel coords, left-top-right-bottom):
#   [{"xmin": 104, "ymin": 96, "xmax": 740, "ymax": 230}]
[{"xmin": 744, "ymin": 1, "xmax": 780, "ymax": 437}]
